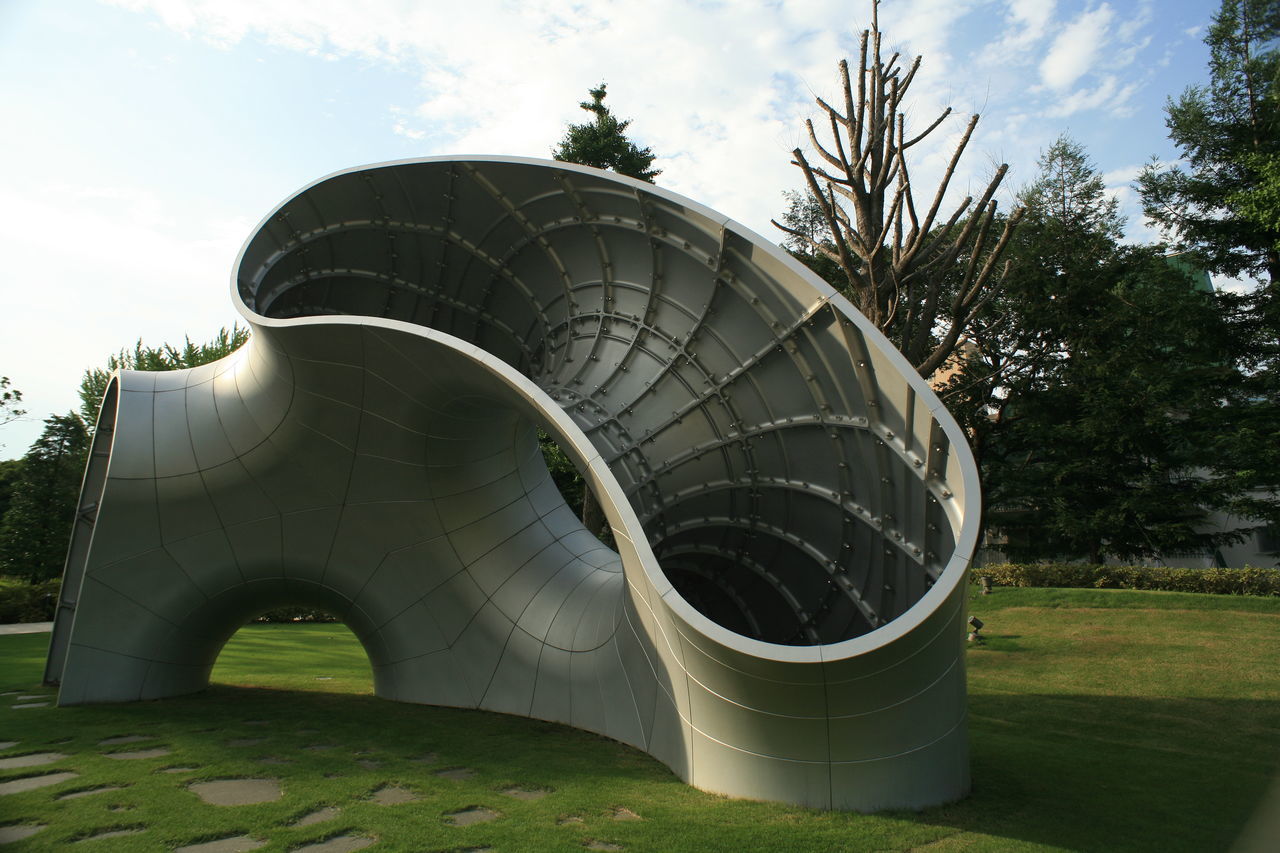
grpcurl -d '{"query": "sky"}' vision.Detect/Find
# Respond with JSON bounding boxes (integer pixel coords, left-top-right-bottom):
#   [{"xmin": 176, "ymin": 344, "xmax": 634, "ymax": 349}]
[{"xmin": 0, "ymin": 0, "xmax": 1221, "ymax": 458}]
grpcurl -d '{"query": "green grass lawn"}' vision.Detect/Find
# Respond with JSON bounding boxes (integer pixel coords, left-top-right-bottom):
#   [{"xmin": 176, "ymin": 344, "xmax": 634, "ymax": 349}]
[{"xmin": 2, "ymin": 588, "xmax": 1278, "ymax": 852}]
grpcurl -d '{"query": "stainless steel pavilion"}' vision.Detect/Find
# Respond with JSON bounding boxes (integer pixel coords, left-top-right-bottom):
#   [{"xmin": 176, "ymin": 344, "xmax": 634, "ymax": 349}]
[{"xmin": 46, "ymin": 157, "xmax": 980, "ymax": 811}]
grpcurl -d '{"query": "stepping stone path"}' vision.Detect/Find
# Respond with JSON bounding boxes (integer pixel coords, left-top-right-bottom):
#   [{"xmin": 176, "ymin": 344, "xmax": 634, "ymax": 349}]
[
  {"xmin": 99, "ymin": 735, "xmax": 152, "ymax": 745},
  {"xmin": 227, "ymin": 738, "xmax": 267, "ymax": 747},
  {"xmin": 611, "ymin": 807, "xmax": 642, "ymax": 821},
  {"xmin": 11, "ymin": 702, "xmax": 49, "ymax": 709},
  {"xmin": 0, "ymin": 771, "xmax": 78, "ymax": 795},
  {"xmin": 446, "ymin": 806, "xmax": 500, "ymax": 826},
  {"xmin": 162, "ymin": 766, "xmax": 197, "ymax": 774},
  {"xmin": 174, "ymin": 836, "xmax": 267, "ymax": 853},
  {"xmin": 356, "ymin": 758, "xmax": 380, "ymax": 769},
  {"xmin": 435, "ymin": 767, "xmax": 476, "ymax": 781},
  {"xmin": 502, "ymin": 786, "xmax": 549, "ymax": 800},
  {"xmin": 0, "ymin": 741, "xmax": 18, "ymax": 750},
  {"xmin": 76, "ymin": 827, "xmax": 145, "ymax": 843},
  {"xmin": 257, "ymin": 757, "xmax": 293, "ymax": 765},
  {"xmin": 0, "ymin": 825, "xmax": 44, "ymax": 844},
  {"xmin": 409, "ymin": 752, "xmax": 437, "ymax": 764},
  {"xmin": 293, "ymin": 836, "xmax": 373, "ymax": 852},
  {"xmin": 107, "ymin": 747, "xmax": 171, "ymax": 760},
  {"xmin": 190, "ymin": 779, "xmax": 282, "ymax": 806},
  {"xmin": 292, "ymin": 806, "xmax": 340, "ymax": 827},
  {"xmin": 585, "ymin": 842, "xmax": 624, "ymax": 852},
  {"xmin": 58, "ymin": 785, "xmax": 126, "ymax": 801},
  {"xmin": 0, "ymin": 751, "xmax": 66, "ymax": 769},
  {"xmin": 370, "ymin": 785, "xmax": 418, "ymax": 805},
  {"xmin": 557, "ymin": 816, "xmax": 584, "ymax": 825}
]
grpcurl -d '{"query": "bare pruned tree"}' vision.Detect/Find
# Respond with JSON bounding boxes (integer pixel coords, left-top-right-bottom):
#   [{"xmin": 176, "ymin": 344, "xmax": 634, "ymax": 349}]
[{"xmin": 773, "ymin": 0, "xmax": 1025, "ymax": 378}]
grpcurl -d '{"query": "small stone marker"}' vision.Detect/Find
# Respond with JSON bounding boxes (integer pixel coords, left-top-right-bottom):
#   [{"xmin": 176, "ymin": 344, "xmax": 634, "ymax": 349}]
[
  {"xmin": 611, "ymin": 807, "xmax": 641, "ymax": 821},
  {"xmin": 0, "ymin": 771, "xmax": 78, "ymax": 795},
  {"xmin": 446, "ymin": 806, "xmax": 500, "ymax": 826},
  {"xmin": 107, "ymin": 747, "xmax": 170, "ymax": 760},
  {"xmin": 557, "ymin": 816, "xmax": 584, "ymax": 825},
  {"xmin": 190, "ymin": 779, "xmax": 282, "ymax": 806},
  {"xmin": 585, "ymin": 842, "xmax": 623, "ymax": 851},
  {"xmin": 174, "ymin": 835, "xmax": 267, "ymax": 853},
  {"xmin": 370, "ymin": 785, "xmax": 419, "ymax": 805},
  {"xmin": 0, "ymin": 752, "xmax": 66, "ymax": 769}
]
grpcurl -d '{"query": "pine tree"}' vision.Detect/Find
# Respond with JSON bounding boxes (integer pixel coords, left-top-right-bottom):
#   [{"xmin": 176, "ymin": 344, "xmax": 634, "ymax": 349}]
[
  {"xmin": 0, "ymin": 414, "xmax": 89, "ymax": 582},
  {"xmin": 1138, "ymin": 0, "xmax": 1279, "ymax": 284},
  {"xmin": 552, "ymin": 84, "xmax": 660, "ymax": 183}
]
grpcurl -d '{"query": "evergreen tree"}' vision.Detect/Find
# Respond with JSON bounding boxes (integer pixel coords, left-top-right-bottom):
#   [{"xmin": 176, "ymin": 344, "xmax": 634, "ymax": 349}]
[
  {"xmin": 0, "ymin": 414, "xmax": 89, "ymax": 582},
  {"xmin": 947, "ymin": 137, "xmax": 1241, "ymax": 562},
  {"xmin": 1138, "ymin": 0, "xmax": 1280, "ymax": 552},
  {"xmin": 552, "ymin": 83, "xmax": 660, "ymax": 183},
  {"xmin": 1138, "ymin": 0, "xmax": 1279, "ymax": 284}
]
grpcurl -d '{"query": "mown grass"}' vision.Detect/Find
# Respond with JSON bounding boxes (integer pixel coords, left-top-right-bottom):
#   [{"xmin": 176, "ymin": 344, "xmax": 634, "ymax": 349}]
[{"xmin": 1, "ymin": 588, "xmax": 1277, "ymax": 852}]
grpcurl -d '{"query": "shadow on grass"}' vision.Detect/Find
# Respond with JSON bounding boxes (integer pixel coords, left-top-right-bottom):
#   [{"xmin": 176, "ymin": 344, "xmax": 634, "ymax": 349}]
[{"xmin": 906, "ymin": 692, "xmax": 1280, "ymax": 852}]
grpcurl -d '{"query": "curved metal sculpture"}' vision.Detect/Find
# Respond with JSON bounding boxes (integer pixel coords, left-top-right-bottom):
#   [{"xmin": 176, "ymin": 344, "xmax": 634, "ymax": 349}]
[{"xmin": 47, "ymin": 157, "xmax": 979, "ymax": 811}]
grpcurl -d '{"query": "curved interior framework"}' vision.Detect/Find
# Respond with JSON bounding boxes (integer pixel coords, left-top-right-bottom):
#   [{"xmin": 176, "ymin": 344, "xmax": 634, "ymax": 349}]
[{"xmin": 47, "ymin": 157, "xmax": 979, "ymax": 811}]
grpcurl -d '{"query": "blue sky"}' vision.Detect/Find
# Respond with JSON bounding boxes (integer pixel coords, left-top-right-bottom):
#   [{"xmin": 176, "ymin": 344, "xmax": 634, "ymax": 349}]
[{"xmin": 0, "ymin": 0, "xmax": 1220, "ymax": 457}]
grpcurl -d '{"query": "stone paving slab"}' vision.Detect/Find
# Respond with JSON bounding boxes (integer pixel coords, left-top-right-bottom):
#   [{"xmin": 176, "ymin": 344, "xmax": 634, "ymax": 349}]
[
  {"xmin": 370, "ymin": 785, "xmax": 418, "ymax": 805},
  {"xmin": 293, "ymin": 836, "xmax": 374, "ymax": 852},
  {"xmin": 190, "ymin": 779, "xmax": 282, "ymax": 806},
  {"xmin": 76, "ymin": 827, "xmax": 145, "ymax": 843},
  {"xmin": 107, "ymin": 747, "xmax": 171, "ymax": 760},
  {"xmin": 0, "ymin": 751, "xmax": 66, "ymax": 769},
  {"xmin": 447, "ymin": 806, "xmax": 500, "ymax": 826},
  {"xmin": 292, "ymin": 806, "xmax": 340, "ymax": 827},
  {"xmin": 0, "ymin": 771, "xmax": 78, "ymax": 795},
  {"xmin": 175, "ymin": 835, "xmax": 267, "ymax": 852},
  {"xmin": 0, "ymin": 824, "xmax": 44, "ymax": 844},
  {"xmin": 58, "ymin": 785, "xmax": 126, "ymax": 800}
]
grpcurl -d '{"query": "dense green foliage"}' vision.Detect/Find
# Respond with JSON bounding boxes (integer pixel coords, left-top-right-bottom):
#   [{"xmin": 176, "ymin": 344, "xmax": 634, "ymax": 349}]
[
  {"xmin": 0, "ymin": 576, "xmax": 60, "ymax": 622},
  {"xmin": 971, "ymin": 562, "xmax": 1280, "ymax": 596},
  {"xmin": 3, "ymin": 588, "xmax": 1278, "ymax": 850},
  {"xmin": 1137, "ymin": 0, "xmax": 1279, "ymax": 284},
  {"xmin": 943, "ymin": 137, "xmax": 1247, "ymax": 562},
  {"xmin": 0, "ymin": 414, "xmax": 90, "ymax": 582},
  {"xmin": 552, "ymin": 83, "xmax": 660, "ymax": 182}
]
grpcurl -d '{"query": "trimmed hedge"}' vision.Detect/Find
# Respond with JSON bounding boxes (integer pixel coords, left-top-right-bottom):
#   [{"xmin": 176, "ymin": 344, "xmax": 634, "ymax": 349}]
[
  {"xmin": 0, "ymin": 577, "xmax": 61, "ymax": 622},
  {"xmin": 970, "ymin": 563, "xmax": 1280, "ymax": 597}
]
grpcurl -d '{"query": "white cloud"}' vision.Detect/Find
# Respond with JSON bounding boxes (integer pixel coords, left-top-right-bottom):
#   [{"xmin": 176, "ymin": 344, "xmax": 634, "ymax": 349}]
[{"xmin": 1040, "ymin": 3, "xmax": 1116, "ymax": 91}]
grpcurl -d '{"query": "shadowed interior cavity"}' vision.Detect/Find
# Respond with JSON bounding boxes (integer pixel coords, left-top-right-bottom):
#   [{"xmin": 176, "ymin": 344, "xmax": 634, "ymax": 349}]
[{"xmin": 237, "ymin": 162, "xmax": 958, "ymax": 644}]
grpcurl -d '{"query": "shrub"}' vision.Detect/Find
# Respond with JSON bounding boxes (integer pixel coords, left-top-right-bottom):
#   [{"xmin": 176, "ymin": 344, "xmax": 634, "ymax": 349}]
[
  {"xmin": 254, "ymin": 607, "xmax": 340, "ymax": 623},
  {"xmin": 0, "ymin": 576, "xmax": 62, "ymax": 622},
  {"xmin": 970, "ymin": 563, "xmax": 1280, "ymax": 596}
]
